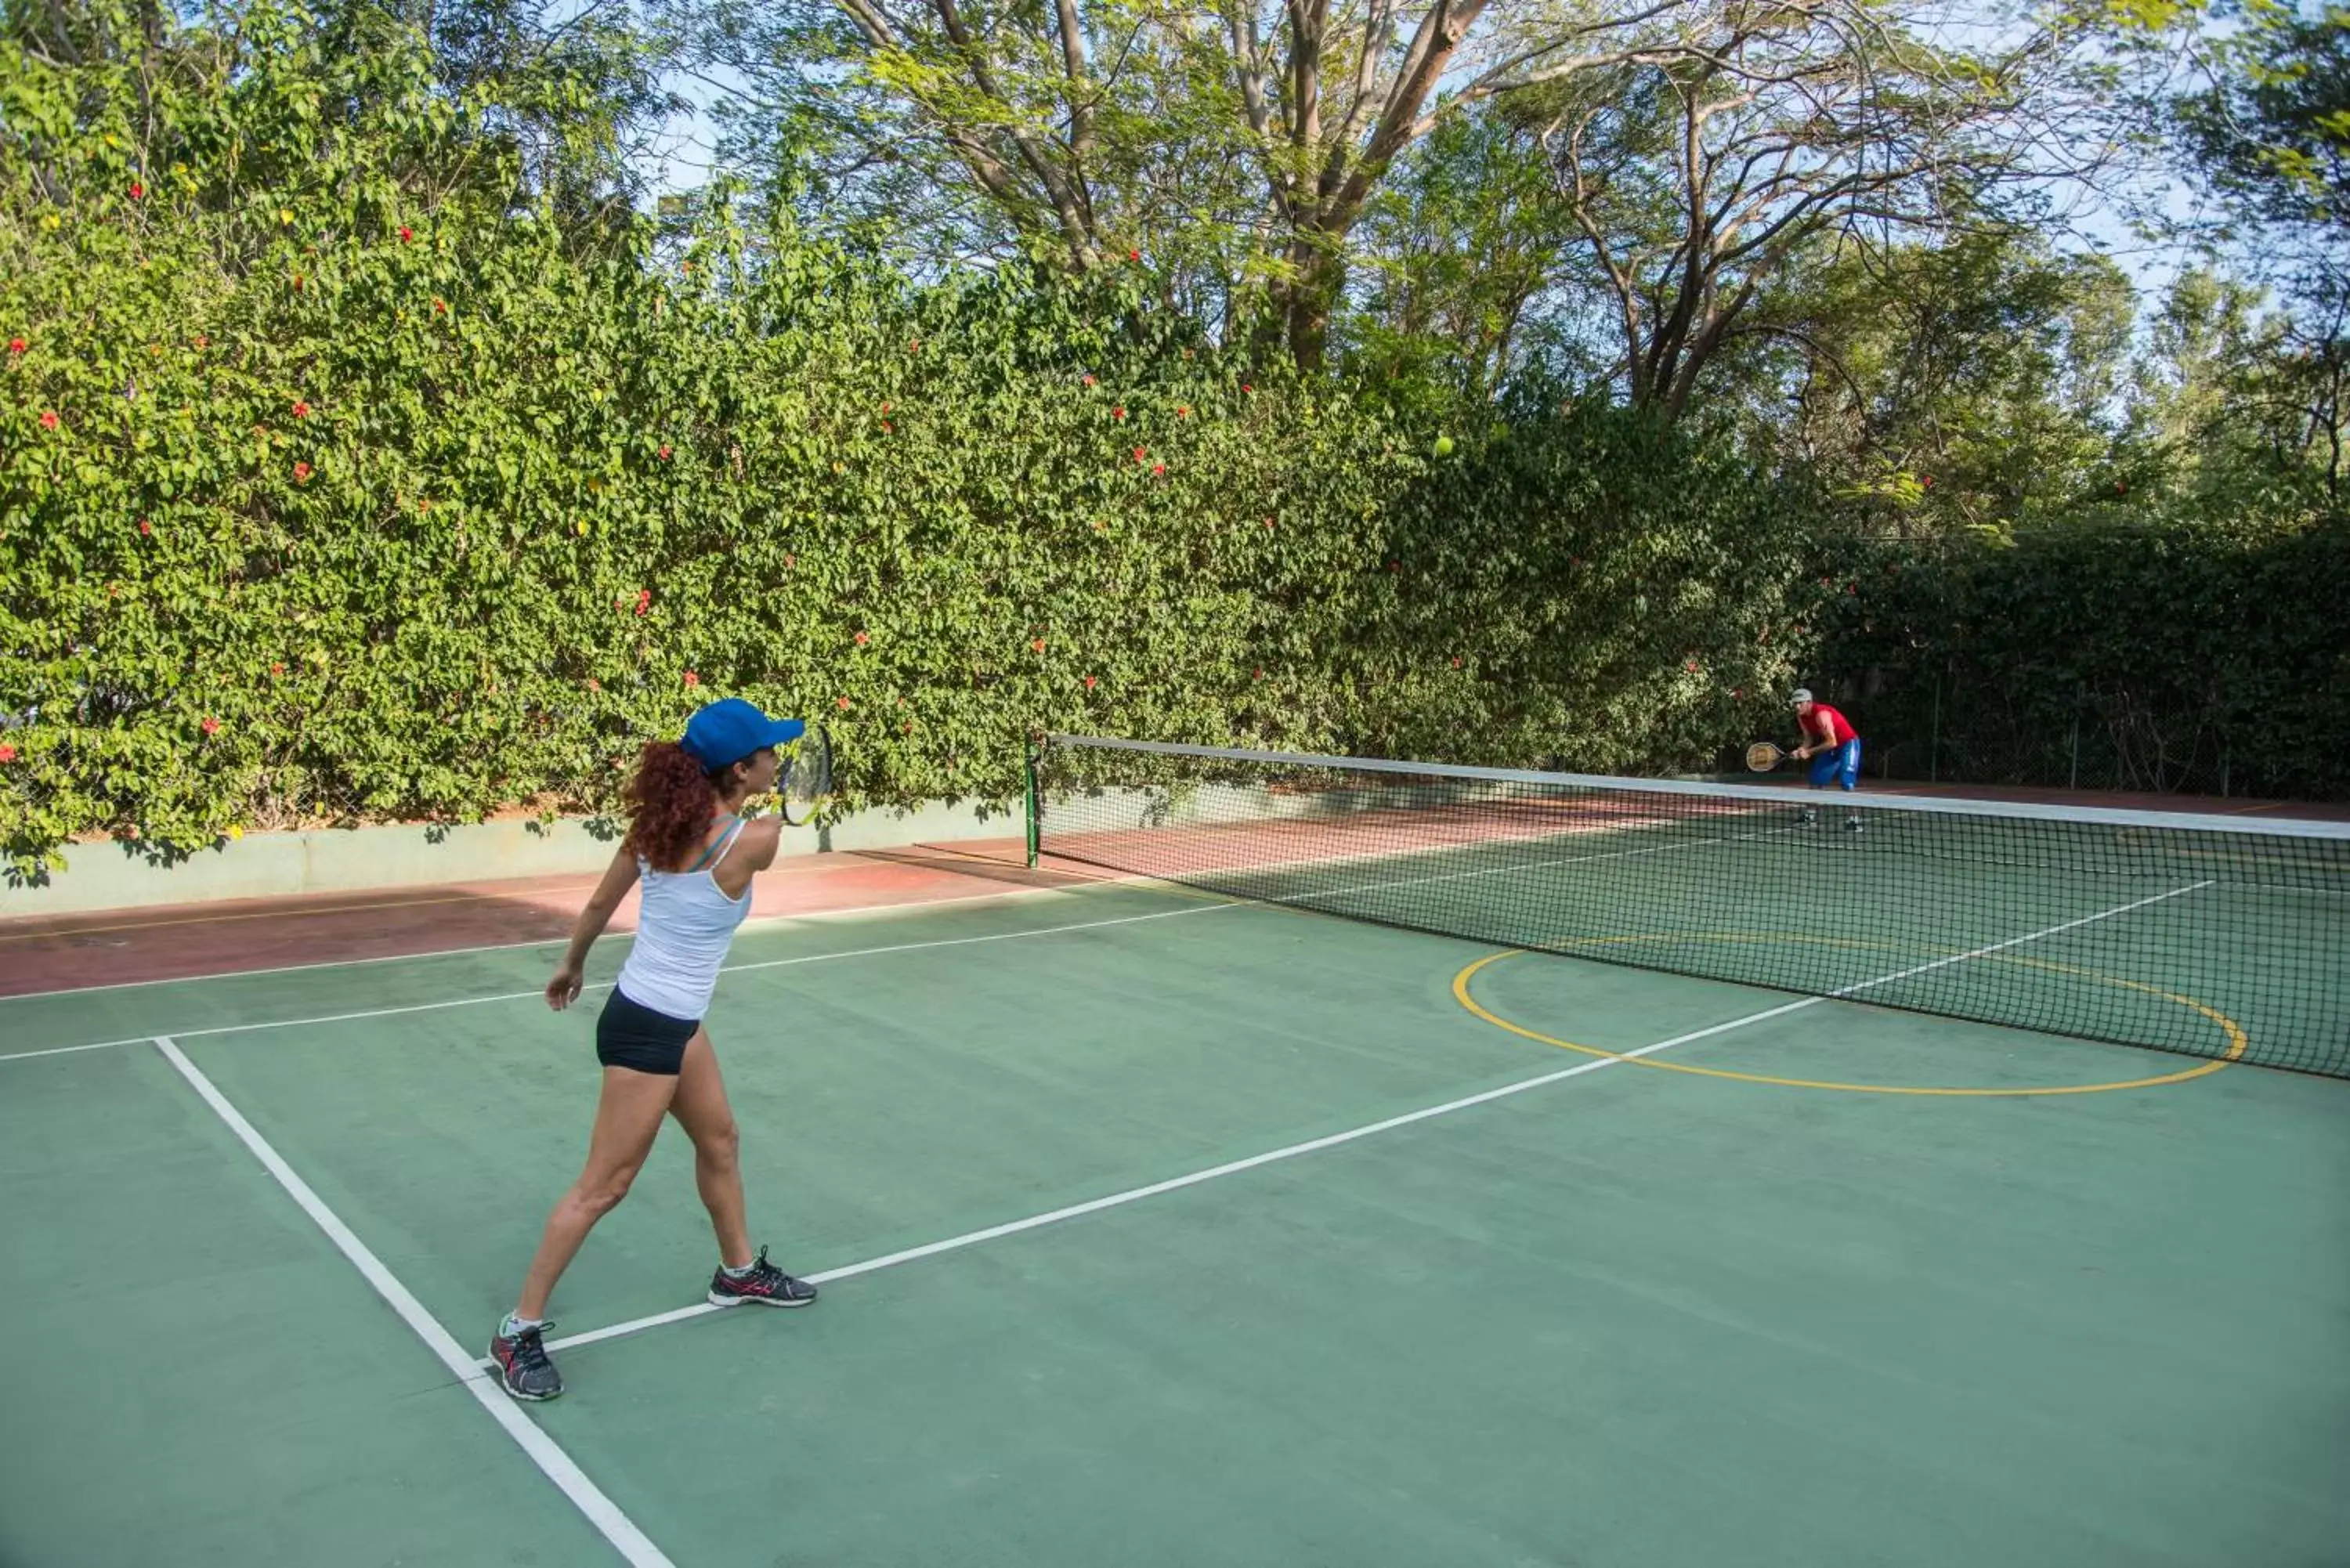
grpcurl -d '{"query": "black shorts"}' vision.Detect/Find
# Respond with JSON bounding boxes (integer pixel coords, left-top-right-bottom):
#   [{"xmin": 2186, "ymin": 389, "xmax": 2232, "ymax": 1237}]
[{"xmin": 595, "ymin": 988, "xmax": 700, "ymax": 1075}]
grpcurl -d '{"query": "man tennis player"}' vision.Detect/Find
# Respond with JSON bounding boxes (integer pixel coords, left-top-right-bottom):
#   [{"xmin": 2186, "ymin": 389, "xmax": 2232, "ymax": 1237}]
[
  {"xmin": 1790, "ymin": 688, "xmax": 1860, "ymax": 789},
  {"xmin": 1790, "ymin": 687, "xmax": 1863, "ymax": 831}
]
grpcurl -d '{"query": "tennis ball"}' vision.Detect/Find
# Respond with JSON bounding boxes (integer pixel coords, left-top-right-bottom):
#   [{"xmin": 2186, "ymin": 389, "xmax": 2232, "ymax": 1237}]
[{"xmin": 1433, "ymin": 435, "xmax": 1455, "ymax": 458}]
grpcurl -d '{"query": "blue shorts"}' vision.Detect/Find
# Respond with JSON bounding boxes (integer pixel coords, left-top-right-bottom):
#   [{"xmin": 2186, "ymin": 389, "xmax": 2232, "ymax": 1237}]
[{"xmin": 1808, "ymin": 739, "xmax": 1861, "ymax": 790}]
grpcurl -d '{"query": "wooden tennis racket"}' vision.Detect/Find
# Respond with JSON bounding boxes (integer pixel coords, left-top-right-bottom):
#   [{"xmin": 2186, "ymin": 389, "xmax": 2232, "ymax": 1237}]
[{"xmin": 777, "ymin": 724, "xmax": 833, "ymax": 826}]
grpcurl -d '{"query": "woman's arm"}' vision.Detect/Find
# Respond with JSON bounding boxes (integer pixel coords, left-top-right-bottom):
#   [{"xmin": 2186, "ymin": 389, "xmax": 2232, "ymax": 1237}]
[{"xmin": 545, "ymin": 845, "xmax": 642, "ymax": 1010}]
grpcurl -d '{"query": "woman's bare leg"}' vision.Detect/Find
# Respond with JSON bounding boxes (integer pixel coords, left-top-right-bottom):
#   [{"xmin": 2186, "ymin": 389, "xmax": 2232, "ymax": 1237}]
[
  {"xmin": 669, "ymin": 1029, "xmax": 752, "ymax": 1270},
  {"xmin": 513, "ymin": 1066, "xmax": 679, "ymax": 1320}
]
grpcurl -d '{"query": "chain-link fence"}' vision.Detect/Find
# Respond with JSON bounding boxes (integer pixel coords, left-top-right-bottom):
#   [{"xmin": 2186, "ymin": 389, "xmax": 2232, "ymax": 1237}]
[{"xmin": 1791, "ymin": 665, "xmax": 2251, "ymax": 798}]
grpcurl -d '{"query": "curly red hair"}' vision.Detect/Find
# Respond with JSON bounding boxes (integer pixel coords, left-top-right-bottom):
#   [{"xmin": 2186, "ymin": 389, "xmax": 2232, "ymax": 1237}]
[{"xmin": 624, "ymin": 741, "xmax": 722, "ymax": 872}]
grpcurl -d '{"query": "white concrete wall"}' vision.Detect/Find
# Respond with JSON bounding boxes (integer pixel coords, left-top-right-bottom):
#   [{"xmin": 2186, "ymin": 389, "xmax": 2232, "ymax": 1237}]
[{"xmin": 0, "ymin": 798, "xmax": 1027, "ymax": 919}]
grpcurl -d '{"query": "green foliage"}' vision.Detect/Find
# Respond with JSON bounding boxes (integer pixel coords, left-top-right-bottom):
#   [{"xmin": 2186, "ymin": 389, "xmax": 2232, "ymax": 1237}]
[
  {"xmin": 1733, "ymin": 229, "xmax": 2142, "ymax": 540},
  {"xmin": 1361, "ymin": 390, "xmax": 1824, "ymax": 771},
  {"xmin": 0, "ymin": 0, "xmax": 1826, "ymax": 878},
  {"xmin": 2173, "ymin": 2, "xmax": 2350, "ymax": 244},
  {"xmin": 1814, "ymin": 515, "xmax": 2350, "ymax": 798}
]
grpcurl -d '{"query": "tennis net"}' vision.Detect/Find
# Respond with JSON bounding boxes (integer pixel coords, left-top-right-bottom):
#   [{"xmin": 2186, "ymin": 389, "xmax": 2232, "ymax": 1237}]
[{"xmin": 1030, "ymin": 735, "xmax": 2350, "ymax": 1078}]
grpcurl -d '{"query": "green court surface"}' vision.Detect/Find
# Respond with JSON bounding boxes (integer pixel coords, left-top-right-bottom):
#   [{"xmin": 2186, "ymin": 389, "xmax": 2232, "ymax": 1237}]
[{"xmin": 4, "ymin": 880, "xmax": 2348, "ymax": 1567}]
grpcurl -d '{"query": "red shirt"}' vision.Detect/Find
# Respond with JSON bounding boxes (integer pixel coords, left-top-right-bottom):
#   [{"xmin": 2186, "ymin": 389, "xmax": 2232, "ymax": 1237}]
[{"xmin": 1802, "ymin": 703, "xmax": 1857, "ymax": 746}]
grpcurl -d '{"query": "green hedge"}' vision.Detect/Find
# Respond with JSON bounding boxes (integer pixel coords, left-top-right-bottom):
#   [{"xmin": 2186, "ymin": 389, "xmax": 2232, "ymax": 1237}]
[
  {"xmin": 1, "ymin": 3, "xmax": 1824, "ymax": 880},
  {"xmin": 1812, "ymin": 517, "xmax": 2350, "ymax": 799}
]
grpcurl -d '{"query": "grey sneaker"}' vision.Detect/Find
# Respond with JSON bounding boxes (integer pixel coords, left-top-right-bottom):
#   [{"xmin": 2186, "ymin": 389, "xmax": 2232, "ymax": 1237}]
[
  {"xmin": 490, "ymin": 1321, "xmax": 563, "ymax": 1401},
  {"xmin": 708, "ymin": 1245, "xmax": 819, "ymax": 1308}
]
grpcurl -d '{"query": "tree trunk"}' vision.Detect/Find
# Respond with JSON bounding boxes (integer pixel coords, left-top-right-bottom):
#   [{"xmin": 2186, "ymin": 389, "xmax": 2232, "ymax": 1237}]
[{"xmin": 1275, "ymin": 244, "xmax": 1344, "ymax": 372}]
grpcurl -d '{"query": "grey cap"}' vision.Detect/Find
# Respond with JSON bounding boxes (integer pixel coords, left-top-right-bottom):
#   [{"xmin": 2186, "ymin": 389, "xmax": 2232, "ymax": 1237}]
[{"xmin": 1789, "ymin": 688, "xmax": 1813, "ymax": 706}]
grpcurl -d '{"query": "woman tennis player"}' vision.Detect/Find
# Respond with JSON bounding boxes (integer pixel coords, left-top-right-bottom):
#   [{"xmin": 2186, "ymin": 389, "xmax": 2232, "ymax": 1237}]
[{"xmin": 490, "ymin": 697, "xmax": 819, "ymax": 1402}]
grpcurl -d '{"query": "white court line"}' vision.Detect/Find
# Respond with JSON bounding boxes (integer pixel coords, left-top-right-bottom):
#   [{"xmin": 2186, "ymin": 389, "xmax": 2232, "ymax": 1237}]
[
  {"xmin": 2, "ymin": 821, "xmax": 1765, "ymax": 1064},
  {"xmin": 1055, "ymin": 797, "xmax": 1782, "ymax": 894},
  {"xmin": 1293, "ymin": 821, "xmax": 1791, "ymax": 904},
  {"xmin": 0, "ymin": 878, "xmax": 1085, "ymax": 1004},
  {"xmin": 522, "ymin": 1000, "xmax": 1807, "ymax": 1361},
  {"xmin": 0, "ymin": 900, "xmax": 1242, "ymax": 1063},
  {"xmin": 151, "ymin": 1036, "xmax": 672, "ymax": 1568},
  {"xmin": 521, "ymin": 880, "xmax": 2211, "ymax": 1363},
  {"xmin": 0, "ymin": 1039, "xmax": 131, "ymax": 1064}
]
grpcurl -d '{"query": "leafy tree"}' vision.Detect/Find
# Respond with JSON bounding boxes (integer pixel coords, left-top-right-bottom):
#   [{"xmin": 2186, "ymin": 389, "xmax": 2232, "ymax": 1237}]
[
  {"xmin": 673, "ymin": 0, "xmax": 2110, "ymax": 375},
  {"xmin": 1723, "ymin": 227, "xmax": 2137, "ymax": 537},
  {"xmin": 1494, "ymin": 0, "xmax": 2115, "ymax": 418}
]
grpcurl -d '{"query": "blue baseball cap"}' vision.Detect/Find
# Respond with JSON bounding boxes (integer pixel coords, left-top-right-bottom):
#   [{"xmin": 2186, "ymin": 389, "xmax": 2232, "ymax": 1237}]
[{"xmin": 682, "ymin": 698, "xmax": 805, "ymax": 771}]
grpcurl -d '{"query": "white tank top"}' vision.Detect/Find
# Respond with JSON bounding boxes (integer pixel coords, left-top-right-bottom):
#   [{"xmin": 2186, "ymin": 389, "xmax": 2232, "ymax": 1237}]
[{"xmin": 615, "ymin": 815, "xmax": 754, "ymax": 1021}]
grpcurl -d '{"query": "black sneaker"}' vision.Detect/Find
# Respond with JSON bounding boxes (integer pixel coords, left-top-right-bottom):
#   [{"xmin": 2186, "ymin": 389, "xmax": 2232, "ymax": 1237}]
[
  {"xmin": 490, "ymin": 1321, "xmax": 563, "ymax": 1402},
  {"xmin": 708, "ymin": 1245, "xmax": 819, "ymax": 1308},
  {"xmin": 1798, "ymin": 806, "xmax": 1820, "ymax": 826}
]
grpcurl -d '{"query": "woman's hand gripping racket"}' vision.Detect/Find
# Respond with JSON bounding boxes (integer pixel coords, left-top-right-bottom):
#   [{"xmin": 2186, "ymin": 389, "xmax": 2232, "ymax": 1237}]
[{"xmin": 776, "ymin": 723, "xmax": 833, "ymax": 826}]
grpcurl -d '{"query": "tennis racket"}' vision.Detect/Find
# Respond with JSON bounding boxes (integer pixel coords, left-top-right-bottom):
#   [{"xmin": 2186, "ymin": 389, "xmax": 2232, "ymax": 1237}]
[
  {"xmin": 1744, "ymin": 740, "xmax": 1789, "ymax": 772},
  {"xmin": 777, "ymin": 724, "xmax": 832, "ymax": 826}
]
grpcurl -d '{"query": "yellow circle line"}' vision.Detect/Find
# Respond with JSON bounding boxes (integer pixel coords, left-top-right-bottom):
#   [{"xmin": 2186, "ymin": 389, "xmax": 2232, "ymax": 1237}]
[{"xmin": 1451, "ymin": 948, "xmax": 2247, "ymax": 1097}]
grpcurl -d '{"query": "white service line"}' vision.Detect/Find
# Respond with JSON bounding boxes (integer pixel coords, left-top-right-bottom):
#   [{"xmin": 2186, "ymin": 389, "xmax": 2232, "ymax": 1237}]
[
  {"xmin": 528, "ymin": 878, "xmax": 2210, "ymax": 1364},
  {"xmin": 528, "ymin": 991, "xmax": 1828, "ymax": 1360},
  {"xmin": 1, "ymin": 900, "xmax": 1242, "ymax": 1063},
  {"xmin": 1821, "ymin": 879, "xmax": 2213, "ymax": 1000},
  {"xmin": 151, "ymin": 1036, "xmax": 673, "ymax": 1568}
]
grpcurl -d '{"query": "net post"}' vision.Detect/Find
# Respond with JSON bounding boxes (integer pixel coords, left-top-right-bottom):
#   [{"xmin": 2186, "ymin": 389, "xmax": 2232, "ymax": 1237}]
[
  {"xmin": 1023, "ymin": 735, "xmax": 1040, "ymax": 869},
  {"xmin": 1928, "ymin": 670, "xmax": 1941, "ymax": 784},
  {"xmin": 2069, "ymin": 686, "xmax": 2083, "ymax": 792}
]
